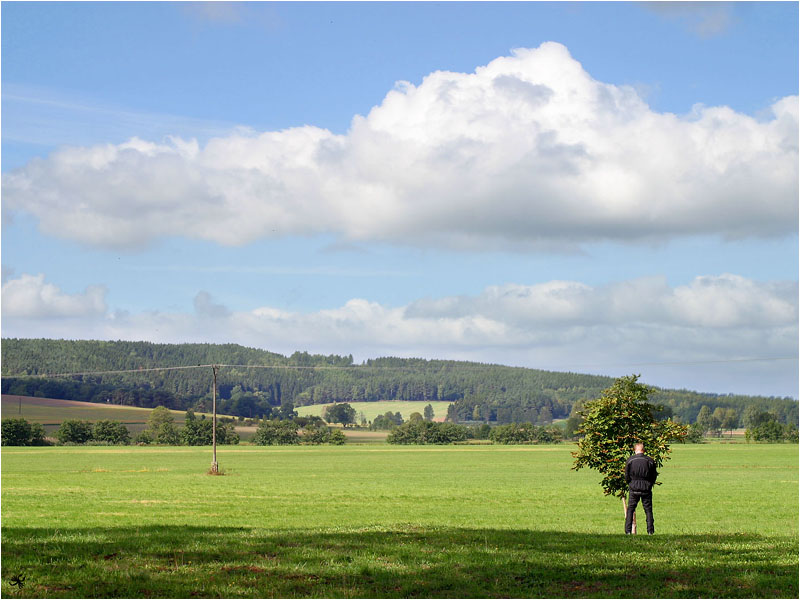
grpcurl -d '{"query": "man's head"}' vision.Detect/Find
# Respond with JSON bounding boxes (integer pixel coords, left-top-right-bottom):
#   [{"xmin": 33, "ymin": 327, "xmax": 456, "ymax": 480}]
[{"xmin": 633, "ymin": 442, "xmax": 644, "ymax": 454}]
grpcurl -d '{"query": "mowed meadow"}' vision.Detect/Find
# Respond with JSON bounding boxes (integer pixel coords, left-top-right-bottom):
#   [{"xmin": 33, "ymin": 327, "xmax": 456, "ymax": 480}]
[
  {"xmin": 296, "ymin": 400, "xmax": 453, "ymax": 423},
  {"xmin": 1, "ymin": 443, "xmax": 797, "ymax": 598}
]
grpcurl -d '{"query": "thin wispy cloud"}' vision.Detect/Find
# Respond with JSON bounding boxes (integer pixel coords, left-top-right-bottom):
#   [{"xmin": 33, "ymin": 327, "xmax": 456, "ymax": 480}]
[
  {"xmin": 180, "ymin": 1, "xmax": 283, "ymax": 30},
  {"xmin": 124, "ymin": 264, "xmax": 418, "ymax": 278},
  {"xmin": 2, "ymin": 83, "xmax": 240, "ymax": 148},
  {"xmin": 643, "ymin": 2, "xmax": 736, "ymax": 38}
]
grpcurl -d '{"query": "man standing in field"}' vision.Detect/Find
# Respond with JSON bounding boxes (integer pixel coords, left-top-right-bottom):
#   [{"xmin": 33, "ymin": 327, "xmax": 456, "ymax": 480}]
[{"xmin": 624, "ymin": 442, "xmax": 658, "ymax": 535}]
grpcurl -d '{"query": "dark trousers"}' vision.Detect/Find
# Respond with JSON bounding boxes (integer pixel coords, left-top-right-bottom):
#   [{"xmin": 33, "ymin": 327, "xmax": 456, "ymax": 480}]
[{"xmin": 625, "ymin": 490, "xmax": 654, "ymax": 534}]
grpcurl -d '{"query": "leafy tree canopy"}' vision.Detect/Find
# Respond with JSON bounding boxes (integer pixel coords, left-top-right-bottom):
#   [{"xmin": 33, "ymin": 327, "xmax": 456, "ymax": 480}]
[{"xmin": 572, "ymin": 375, "xmax": 688, "ymax": 498}]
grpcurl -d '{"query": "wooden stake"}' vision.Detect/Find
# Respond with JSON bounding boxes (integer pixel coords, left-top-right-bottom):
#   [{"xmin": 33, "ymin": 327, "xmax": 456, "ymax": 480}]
[{"xmin": 211, "ymin": 365, "xmax": 219, "ymax": 473}]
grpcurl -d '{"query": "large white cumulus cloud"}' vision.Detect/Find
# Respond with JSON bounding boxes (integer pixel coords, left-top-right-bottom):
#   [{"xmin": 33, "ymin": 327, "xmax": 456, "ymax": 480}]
[{"xmin": 3, "ymin": 42, "xmax": 797, "ymax": 250}]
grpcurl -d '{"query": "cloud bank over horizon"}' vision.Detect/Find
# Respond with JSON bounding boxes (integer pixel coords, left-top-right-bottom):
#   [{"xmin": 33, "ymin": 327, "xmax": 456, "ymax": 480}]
[
  {"xmin": 4, "ymin": 42, "xmax": 798, "ymax": 252},
  {"xmin": 3, "ymin": 270, "xmax": 796, "ymax": 397}
]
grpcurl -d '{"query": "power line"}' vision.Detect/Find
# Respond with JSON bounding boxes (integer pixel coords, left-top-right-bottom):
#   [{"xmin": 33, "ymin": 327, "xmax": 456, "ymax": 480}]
[
  {"xmin": 1, "ymin": 364, "xmax": 215, "ymax": 379},
  {"xmin": 1, "ymin": 356, "xmax": 796, "ymax": 380},
  {"xmin": 0, "ymin": 362, "xmax": 452, "ymax": 379}
]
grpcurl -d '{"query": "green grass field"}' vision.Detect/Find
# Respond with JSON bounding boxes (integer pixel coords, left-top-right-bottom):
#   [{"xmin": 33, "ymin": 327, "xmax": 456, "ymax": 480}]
[
  {"xmin": 296, "ymin": 400, "xmax": 453, "ymax": 423},
  {"xmin": 1, "ymin": 443, "xmax": 797, "ymax": 598}
]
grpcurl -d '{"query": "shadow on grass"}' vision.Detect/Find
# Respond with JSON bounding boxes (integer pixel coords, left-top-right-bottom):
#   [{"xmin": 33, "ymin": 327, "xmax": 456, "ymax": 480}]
[{"xmin": 2, "ymin": 526, "xmax": 797, "ymax": 598}]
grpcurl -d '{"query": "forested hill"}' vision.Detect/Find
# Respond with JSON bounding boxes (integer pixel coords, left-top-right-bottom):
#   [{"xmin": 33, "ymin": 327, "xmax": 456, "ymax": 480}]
[{"xmin": 1, "ymin": 338, "xmax": 797, "ymax": 425}]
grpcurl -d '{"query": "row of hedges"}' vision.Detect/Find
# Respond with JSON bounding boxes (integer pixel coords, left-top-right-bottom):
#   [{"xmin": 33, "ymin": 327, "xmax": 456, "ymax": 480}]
[
  {"xmin": 252, "ymin": 420, "xmax": 346, "ymax": 445},
  {"xmin": 0, "ymin": 417, "xmax": 240, "ymax": 446},
  {"xmin": 387, "ymin": 421, "xmax": 468, "ymax": 444},
  {"xmin": 385, "ymin": 421, "xmax": 566, "ymax": 445},
  {"xmin": 488, "ymin": 423, "xmax": 563, "ymax": 444}
]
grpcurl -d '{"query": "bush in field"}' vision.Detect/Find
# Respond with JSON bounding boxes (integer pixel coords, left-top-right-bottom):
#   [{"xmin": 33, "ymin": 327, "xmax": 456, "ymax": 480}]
[
  {"xmin": 295, "ymin": 415, "xmax": 326, "ymax": 428},
  {"xmin": 153, "ymin": 422, "xmax": 181, "ymax": 445},
  {"xmin": 467, "ymin": 423, "xmax": 492, "ymax": 440},
  {"xmin": 181, "ymin": 411, "xmax": 239, "ymax": 446},
  {"xmin": 56, "ymin": 419, "xmax": 95, "ymax": 444},
  {"xmin": 144, "ymin": 406, "xmax": 181, "ymax": 445},
  {"xmin": 253, "ymin": 420, "xmax": 300, "ymax": 445},
  {"xmin": 93, "ymin": 420, "xmax": 130, "ymax": 445},
  {"xmin": 302, "ymin": 425, "xmax": 346, "ymax": 445},
  {"xmin": 29, "ymin": 421, "xmax": 48, "ymax": 445},
  {"xmin": 2, "ymin": 418, "xmax": 48, "ymax": 446},
  {"xmin": 370, "ymin": 411, "xmax": 404, "ymax": 430},
  {"xmin": 3, "ymin": 418, "xmax": 32, "ymax": 446},
  {"xmin": 2, "ymin": 418, "xmax": 31, "ymax": 446},
  {"xmin": 133, "ymin": 430, "xmax": 153, "ymax": 445},
  {"xmin": 387, "ymin": 421, "xmax": 468, "ymax": 444},
  {"xmin": 686, "ymin": 422, "xmax": 706, "ymax": 443},
  {"xmin": 745, "ymin": 413, "xmax": 798, "ymax": 442},
  {"xmin": 490, "ymin": 423, "xmax": 563, "ymax": 444}
]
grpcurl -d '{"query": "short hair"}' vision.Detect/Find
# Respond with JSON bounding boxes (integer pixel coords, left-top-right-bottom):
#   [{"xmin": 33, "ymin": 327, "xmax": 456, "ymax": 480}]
[{"xmin": 633, "ymin": 442, "xmax": 644, "ymax": 451}]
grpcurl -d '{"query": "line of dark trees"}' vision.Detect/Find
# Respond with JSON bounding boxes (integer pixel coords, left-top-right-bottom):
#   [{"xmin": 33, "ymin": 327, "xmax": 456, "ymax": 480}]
[{"xmin": 2, "ymin": 339, "xmax": 796, "ymax": 427}]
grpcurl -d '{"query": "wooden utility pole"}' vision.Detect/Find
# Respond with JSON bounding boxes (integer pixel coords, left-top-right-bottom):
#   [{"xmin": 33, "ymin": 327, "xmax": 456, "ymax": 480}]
[{"xmin": 211, "ymin": 365, "xmax": 219, "ymax": 473}]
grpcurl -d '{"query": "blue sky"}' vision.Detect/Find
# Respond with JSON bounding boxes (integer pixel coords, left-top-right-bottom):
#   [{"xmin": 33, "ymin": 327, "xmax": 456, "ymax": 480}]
[{"xmin": 2, "ymin": 1, "xmax": 798, "ymax": 398}]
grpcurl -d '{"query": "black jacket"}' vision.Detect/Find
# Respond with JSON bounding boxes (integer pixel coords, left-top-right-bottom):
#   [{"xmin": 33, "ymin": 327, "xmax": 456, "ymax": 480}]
[{"xmin": 625, "ymin": 453, "xmax": 658, "ymax": 492}]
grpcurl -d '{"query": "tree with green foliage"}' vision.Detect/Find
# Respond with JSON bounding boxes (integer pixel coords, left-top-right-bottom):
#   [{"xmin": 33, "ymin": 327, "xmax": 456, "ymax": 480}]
[
  {"xmin": 275, "ymin": 401, "xmax": 298, "ymax": 421},
  {"xmin": 572, "ymin": 375, "xmax": 688, "ymax": 532},
  {"xmin": 424, "ymin": 404, "xmax": 434, "ymax": 421},
  {"xmin": 323, "ymin": 403, "xmax": 357, "ymax": 427},
  {"xmin": 56, "ymin": 419, "xmax": 94, "ymax": 444},
  {"xmin": 695, "ymin": 405, "xmax": 713, "ymax": 435},
  {"xmin": 92, "ymin": 420, "xmax": 130, "ymax": 444},
  {"xmin": 145, "ymin": 406, "xmax": 180, "ymax": 445},
  {"xmin": 685, "ymin": 422, "xmax": 705, "ymax": 443},
  {"xmin": 563, "ymin": 414, "xmax": 582, "ymax": 440},
  {"xmin": 721, "ymin": 408, "xmax": 739, "ymax": 437}
]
